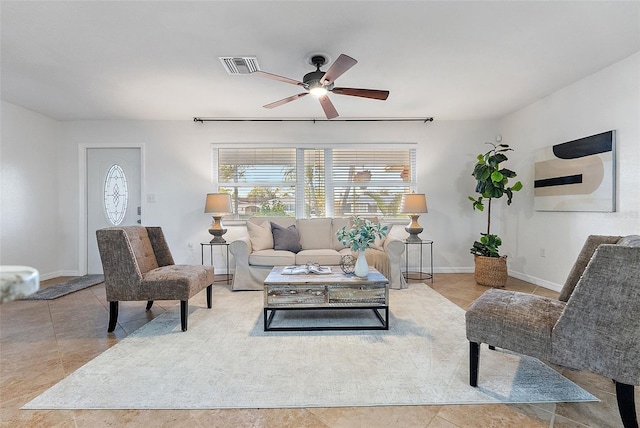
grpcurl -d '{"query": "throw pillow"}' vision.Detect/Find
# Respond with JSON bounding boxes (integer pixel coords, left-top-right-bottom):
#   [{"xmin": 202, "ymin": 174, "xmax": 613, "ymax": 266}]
[
  {"xmin": 246, "ymin": 220, "xmax": 273, "ymax": 251},
  {"xmin": 271, "ymin": 222, "xmax": 302, "ymax": 253}
]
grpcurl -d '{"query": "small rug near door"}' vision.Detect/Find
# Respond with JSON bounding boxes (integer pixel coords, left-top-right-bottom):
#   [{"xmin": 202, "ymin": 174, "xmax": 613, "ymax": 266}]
[
  {"xmin": 23, "ymin": 283, "xmax": 597, "ymax": 410},
  {"xmin": 20, "ymin": 275, "xmax": 104, "ymax": 300}
]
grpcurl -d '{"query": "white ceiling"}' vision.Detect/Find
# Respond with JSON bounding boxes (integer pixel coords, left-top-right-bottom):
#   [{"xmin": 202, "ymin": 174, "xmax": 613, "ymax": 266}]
[{"xmin": 1, "ymin": 1, "xmax": 639, "ymax": 121}]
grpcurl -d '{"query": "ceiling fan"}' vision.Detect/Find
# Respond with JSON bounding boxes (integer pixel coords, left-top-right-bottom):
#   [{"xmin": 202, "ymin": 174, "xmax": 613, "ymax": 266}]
[{"xmin": 252, "ymin": 54, "xmax": 389, "ymax": 120}]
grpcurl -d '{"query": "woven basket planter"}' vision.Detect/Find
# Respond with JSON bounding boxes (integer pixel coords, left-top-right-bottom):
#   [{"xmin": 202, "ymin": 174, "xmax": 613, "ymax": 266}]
[{"xmin": 474, "ymin": 255, "xmax": 508, "ymax": 288}]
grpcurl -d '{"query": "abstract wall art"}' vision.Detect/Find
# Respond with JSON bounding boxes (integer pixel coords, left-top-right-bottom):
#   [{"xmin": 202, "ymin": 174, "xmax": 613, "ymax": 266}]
[{"xmin": 534, "ymin": 131, "xmax": 616, "ymax": 212}]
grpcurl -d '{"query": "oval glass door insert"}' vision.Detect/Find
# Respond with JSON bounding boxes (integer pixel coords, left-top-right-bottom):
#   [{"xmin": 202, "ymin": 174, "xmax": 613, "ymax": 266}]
[{"xmin": 103, "ymin": 164, "xmax": 129, "ymax": 225}]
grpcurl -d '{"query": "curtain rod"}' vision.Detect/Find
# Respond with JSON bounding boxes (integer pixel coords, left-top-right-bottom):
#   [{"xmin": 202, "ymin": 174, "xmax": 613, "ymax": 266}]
[{"xmin": 193, "ymin": 117, "xmax": 434, "ymax": 123}]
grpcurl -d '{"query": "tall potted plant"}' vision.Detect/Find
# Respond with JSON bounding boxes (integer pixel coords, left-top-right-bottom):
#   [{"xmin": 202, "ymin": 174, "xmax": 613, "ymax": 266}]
[{"xmin": 468, "ymin": 143, "xmax": 522, "ymax": 287}]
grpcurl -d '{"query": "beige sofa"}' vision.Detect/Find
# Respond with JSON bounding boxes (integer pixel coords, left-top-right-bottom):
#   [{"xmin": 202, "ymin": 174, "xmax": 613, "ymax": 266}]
[{"xmin": 229, "ymin": 217, "xmax": 406, "ymax": 291}]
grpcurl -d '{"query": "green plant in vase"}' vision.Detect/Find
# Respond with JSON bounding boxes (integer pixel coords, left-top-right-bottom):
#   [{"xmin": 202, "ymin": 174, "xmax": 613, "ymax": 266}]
[
  {"xmin": 337, "ymin": 216, "xmax": 388, "ymax": 277},
  {"xmin": 468, "ymin": 143, "xmax": 522, "ymax": 286}
]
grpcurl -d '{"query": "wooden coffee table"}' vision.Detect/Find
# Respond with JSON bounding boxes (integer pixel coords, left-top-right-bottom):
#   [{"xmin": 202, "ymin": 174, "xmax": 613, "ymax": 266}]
[{"xmin": 263, "ymin": 266, "xmax": 389, "ymax": 331}]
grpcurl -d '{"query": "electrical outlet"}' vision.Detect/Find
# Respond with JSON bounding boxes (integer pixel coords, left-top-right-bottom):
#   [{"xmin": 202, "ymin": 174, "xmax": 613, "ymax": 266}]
[{"xmin": 539, "ymin": 247, "xmax": 545, "ymax": 257}]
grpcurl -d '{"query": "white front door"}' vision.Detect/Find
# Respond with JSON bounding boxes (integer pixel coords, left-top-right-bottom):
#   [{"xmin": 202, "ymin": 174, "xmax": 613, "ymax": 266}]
[{"xmin": 87, "ymin": 148, "xmax": 142, "ymax": 274}]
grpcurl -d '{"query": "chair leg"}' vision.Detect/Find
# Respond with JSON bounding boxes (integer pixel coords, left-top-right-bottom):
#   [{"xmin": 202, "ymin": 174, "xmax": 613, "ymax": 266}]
[
  {"xmin": 615, "ymin": 381, "xmax": 638, "ymax": 428},
  {"xmin": 146, "ymin": 300, "xmax": 154, "ymax": 311},
  {"xmin": 180, "ymin": 300, "xmax": 188, "ymax": 332},
  {"xmin": 108, "ymin": 301, "xmax": 118, "ymax": 332},
  {"xmin": 206, "ymin": 285, "xmax": 212, "ymax": 309},
  {"xmin": 470, "ymin": 341, "xmax": 480, "ymax": 387}
]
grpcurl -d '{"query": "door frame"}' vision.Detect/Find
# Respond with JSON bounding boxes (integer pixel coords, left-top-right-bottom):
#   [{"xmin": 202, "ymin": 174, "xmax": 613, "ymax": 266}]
[{"xmin": 79, "ymin": 143, "xmax": 146, "ymax": 275}]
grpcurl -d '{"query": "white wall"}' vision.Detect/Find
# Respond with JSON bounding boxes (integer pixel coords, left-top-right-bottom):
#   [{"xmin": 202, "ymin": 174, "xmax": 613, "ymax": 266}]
[
  {"xmin": 56, "ymin": 119, "xmax": 497, "ymax": 276},
  {"xmin": 499, "ymin": 52, "xmax": 640, "ymax": 290},
  {"xmin": 0, "ymin": 101, "xmax": 63, "ymax": 279}
]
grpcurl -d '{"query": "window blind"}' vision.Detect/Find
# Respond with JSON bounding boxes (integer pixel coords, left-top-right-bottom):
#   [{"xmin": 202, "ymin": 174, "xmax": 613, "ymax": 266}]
[
  {"xmin": 332, "ymin": 149, "xmax": 414, "ymax": 217},
  {"xmin": 216, "ymin": 148, "xmax": 297, "ymax": 217},
  {"xmin": 214, "ymin": 146, "xmax": 416, "ymax": 219}
]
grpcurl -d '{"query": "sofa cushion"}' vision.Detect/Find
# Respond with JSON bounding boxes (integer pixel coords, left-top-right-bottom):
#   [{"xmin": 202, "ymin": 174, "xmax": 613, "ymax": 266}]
[
  {"xmin": 271, "ymin": 223, "xmax": 302, "ymax": 253},
  {"xmin": 246, "ymin": 220, "xmax": 273, "ymax": 251},
  {"xmin": 295, "ymin": 249, "xmax": 343, "ymax": 265},
  {"xmin": 297, "ymin": 218, "xmax": 334, "ymax": 250},
  {"xmin": 141, "ymin": 264, "xmax": 214, "ymax": 300},
  {"xmin": 250, "ymin": 249, "xmax": 296, "ymax": 266}
]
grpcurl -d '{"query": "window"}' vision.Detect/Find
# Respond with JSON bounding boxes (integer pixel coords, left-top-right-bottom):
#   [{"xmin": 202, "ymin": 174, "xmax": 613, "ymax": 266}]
[
  {"xmin": 214, "ymin": 145, "xmax": 416, "ymax": 220},
  {"xmin": 331, "ymin": 149, "xmax": 413, "ymax": 218}
]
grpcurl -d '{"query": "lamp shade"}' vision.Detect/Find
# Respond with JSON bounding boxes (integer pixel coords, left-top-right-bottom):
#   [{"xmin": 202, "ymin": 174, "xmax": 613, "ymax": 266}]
[
  {"xmin": 400, "ymin": 193, "xmax": 428, "ymax": 214},
  {"xmin": 204, "ymin": 193, "xmax": 232, "ymax": 214}
]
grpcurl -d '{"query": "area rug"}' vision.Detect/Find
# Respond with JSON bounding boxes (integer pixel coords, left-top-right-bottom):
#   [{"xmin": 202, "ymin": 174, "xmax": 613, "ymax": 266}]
[
  {"xmin": 20, "ymin": 274, "xmax": 104, "ymax": 300},
  {"xmin": 23, "ymin": 283, "xmax": 596, "ymax": 410}
]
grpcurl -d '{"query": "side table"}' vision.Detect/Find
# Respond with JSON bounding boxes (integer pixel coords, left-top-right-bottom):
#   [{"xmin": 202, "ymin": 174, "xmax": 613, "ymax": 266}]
[
  {"xmin": 404, "ymin": 239, "xmax": 434, "ymax": 283},
  {"xmin": 201, "ymin": 242, "xmax": 231, "ymax": 285}
]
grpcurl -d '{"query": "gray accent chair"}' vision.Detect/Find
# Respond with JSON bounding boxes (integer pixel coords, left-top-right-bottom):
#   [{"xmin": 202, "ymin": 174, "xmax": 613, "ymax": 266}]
[
  {"xmin": 96, "ymin": 226, "xmax": 214, "ymax": 332},
  {"xmin": 466, "ymin": 235, "xmax": 639, "ymax": 428}
]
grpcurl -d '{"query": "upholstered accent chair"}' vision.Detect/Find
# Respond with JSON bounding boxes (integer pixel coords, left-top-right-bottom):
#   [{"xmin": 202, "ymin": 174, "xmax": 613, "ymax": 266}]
[
  {"xmin": 96, "ymin": 226, "xmax": 214, "ymax": 332},
  {"xmin": 466, "ymin": 236, "xmax": 639, "ymax": 428}
]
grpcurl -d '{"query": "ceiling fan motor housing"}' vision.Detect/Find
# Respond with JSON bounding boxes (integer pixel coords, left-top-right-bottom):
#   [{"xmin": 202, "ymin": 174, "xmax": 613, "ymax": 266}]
[{"xmin": 304, "ymin": 69, "xmax": 334, "ymax": 91}]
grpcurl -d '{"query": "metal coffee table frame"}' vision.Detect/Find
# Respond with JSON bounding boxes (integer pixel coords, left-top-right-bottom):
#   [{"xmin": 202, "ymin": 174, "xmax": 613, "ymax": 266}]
[{"xmin": 263, "ymin": 305, "xmax": 389, "ymax": 331}]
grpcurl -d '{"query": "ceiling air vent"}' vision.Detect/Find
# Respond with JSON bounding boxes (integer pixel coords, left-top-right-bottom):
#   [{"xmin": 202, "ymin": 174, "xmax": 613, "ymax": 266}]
[{"xmin": 219, "ymin": 56, "xmax": 261, "ymax": 75}]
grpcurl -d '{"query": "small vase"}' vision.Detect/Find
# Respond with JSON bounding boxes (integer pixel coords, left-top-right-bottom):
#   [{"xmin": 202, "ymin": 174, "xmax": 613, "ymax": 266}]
[{"xmin": 354, "ymin": 251, "xmax": 369, "ymax": 278}]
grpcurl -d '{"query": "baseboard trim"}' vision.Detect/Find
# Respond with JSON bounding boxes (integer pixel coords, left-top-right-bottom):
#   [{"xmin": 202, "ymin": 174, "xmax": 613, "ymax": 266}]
[{"xmin": 508, "ymin": 270, "xmax": 562, "ymax": 292}]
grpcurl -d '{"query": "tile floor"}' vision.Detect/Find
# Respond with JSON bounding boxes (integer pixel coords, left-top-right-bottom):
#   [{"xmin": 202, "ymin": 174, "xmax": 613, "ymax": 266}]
[{"xmin": 1, "ymin": 274, "xmax": 637, "ymax": 427}]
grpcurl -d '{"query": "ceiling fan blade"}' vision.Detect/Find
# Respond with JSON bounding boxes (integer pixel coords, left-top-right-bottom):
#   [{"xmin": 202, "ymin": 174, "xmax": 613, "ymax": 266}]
[
  {"xmin": 263, "ymin": 93, "xmax": 308, "ymax": 109},
  {"xmin": 320, "ymin": 54, "xmax": 357, "ymax": 85},
  {"xmin": 332, "ymin": 87, "xmax": 390, "ymax": 100},
  {"xmin": 253, "ymin": 71, "xmax": 305, "ymax": 87},
  {"xmin": 318, "ymin": 95, "xmax": 339, "ymax": 120}
]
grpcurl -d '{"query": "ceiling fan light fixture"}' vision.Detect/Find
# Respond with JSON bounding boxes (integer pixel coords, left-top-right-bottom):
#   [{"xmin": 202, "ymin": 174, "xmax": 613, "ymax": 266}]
[{"xmin": 309, "ymin": 84, "xmax": 327, "ymax": 97}]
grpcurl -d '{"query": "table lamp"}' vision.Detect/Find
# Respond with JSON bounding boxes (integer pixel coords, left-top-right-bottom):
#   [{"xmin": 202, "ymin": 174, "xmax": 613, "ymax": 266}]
[
  {"xmin": 204, "ymin": 193, "xmax": 232, "ymax": 243},
  {"xmin": 400, "ymin": 193, "xmax": 428, "ymax": 242}
]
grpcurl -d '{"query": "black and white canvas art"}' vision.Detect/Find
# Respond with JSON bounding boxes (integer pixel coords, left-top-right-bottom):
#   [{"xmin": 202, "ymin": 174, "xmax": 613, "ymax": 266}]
[{"xmin": 534, "ymin": 131, "xmax": 616, "ymax": 212}]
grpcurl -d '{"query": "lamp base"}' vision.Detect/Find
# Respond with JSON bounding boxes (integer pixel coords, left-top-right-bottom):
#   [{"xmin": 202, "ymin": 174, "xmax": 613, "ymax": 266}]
[
  {"xmin": 209, "ymin": 228, "xmax": 228, "ymax": 244},
  {"xmin": 208, "ymin": 215, "xmax": 227, "ymax": 244},
  {"xmin": 405, "ymin": 227, "xmax": 423, "ymax": 242},
  {"xmin": 405, "ymin": 213, "xmax": 423, "ymax": 242}
]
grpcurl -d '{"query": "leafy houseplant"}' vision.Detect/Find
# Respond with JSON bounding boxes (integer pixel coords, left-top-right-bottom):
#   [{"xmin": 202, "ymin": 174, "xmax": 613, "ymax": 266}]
[
  {"xmin": 337, "ymin": 216, "xmax": 388, "ymax": 277},
  {"xmin": 468, "ymin": 143, "xmax": 522, "ymax": 286}
]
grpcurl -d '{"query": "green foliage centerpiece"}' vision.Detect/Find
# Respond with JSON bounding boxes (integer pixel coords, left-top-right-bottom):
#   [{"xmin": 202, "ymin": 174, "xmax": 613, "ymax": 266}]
[
  {"xmin": 468, "ymin": 143, "xmax": 522, "ymax": 286},
  {"xmin": 337, "ymin": 216, "xmax": 388, "ymax": 278}
]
